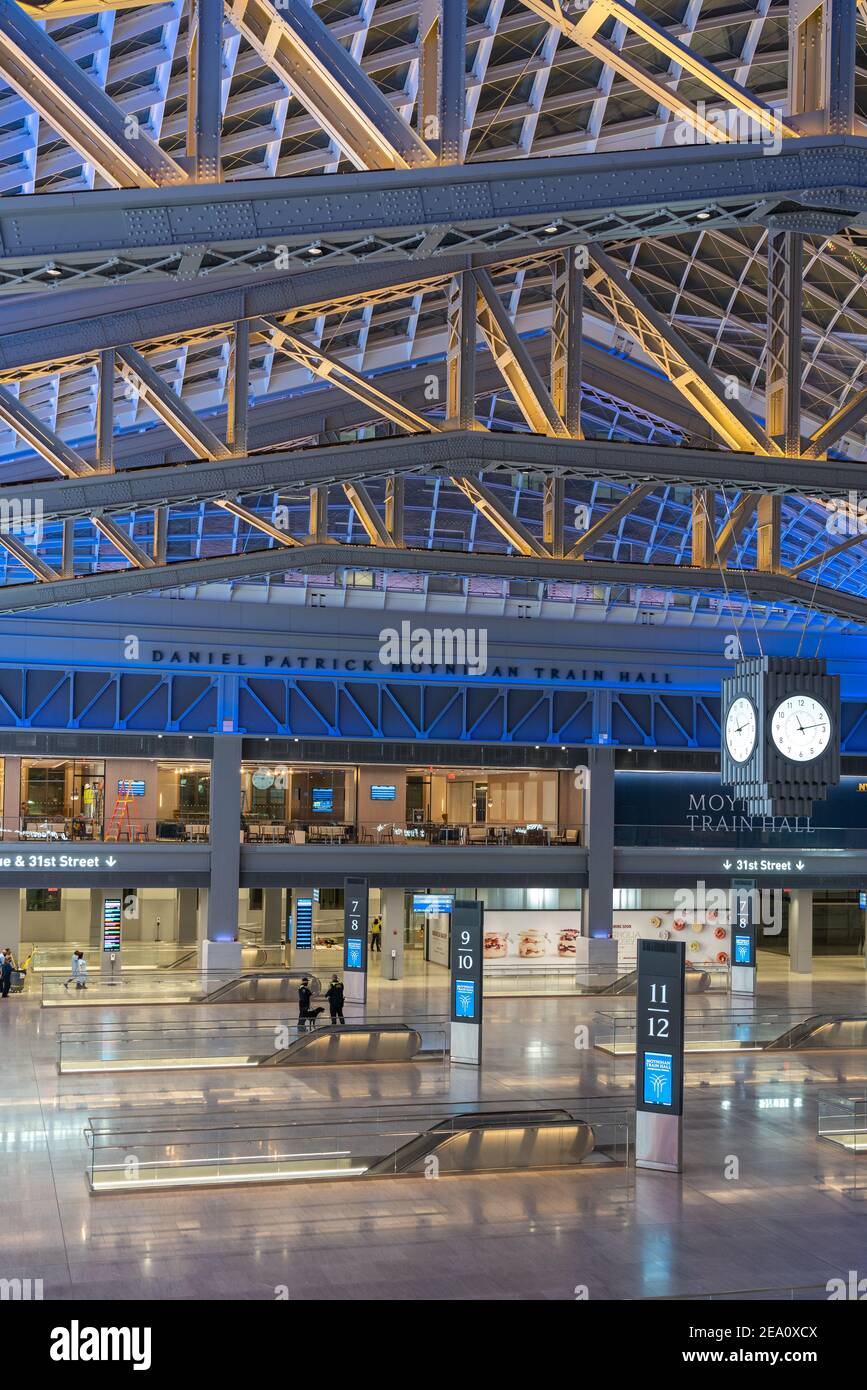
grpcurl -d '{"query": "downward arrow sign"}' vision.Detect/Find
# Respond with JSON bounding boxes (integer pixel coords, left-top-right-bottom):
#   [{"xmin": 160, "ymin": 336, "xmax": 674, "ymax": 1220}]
[
  {"xmin": 723, "ymin": 859, "xmax": 732, "ymax": 870},
  {"xmin": 796, "ymin": 860, "xmax": 804, "ymax": 870},
  {"xmin": 105, "ymin": 856, "xmax": 117, "ymax": 867}
]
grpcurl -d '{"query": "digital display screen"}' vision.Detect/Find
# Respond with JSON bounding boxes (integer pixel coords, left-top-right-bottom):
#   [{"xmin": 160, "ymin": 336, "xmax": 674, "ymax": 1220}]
[
  {"xmin": 860, "ymin": 892, "xmax": 867, "ymax": 910},
  {"xmin": 413, "ymin": 894, "xmax": 454, "ymax": 914},
  {"xmin": 346, "ymin": 937, "xmax": 362, "ymax": 969},
  {"xmin": 370, "ymin": 785, "xmax": 396, "ymax": 801},
  {"xmin": 117, "ymin": 780, "xmax": 145, "ymax": 797},
  {"xmin": 295, "ymin": 898, "xmax": 313, "ymax": 949},
  {"xmin": 312, "ymin": 789, "xmax": 333, "ymax": 813},
  {"xmin": 454, "ymin": 979, "xmax": 475, "ymax": 1019},
  {"xmin": 643, "ymin": 1052, "xmax": 673, "ymax": 1106},
  {"xmin": 734, "ymin": 933, "xmax": 753, "ymax": 965},
  {"xmin": 102, "ymin": 897, "xmax": 122, "ymax": 953}
]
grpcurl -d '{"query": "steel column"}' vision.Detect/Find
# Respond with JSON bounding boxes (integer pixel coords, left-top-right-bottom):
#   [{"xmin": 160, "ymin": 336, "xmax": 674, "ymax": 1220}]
[
  {"xmin": 95, "ymin": 349, "xmax": 115, "ymax": 473},
  {"xmin": 446, "ymin": 273, "xmax": 477, "ymax": 430},
  {"xmin": 691, "ymin": 488, "xmax": 716, "ymax": 568},
  {"xmin": 226, "ymin": 320, "xmax": 250, "ymax": 457},
  {"xmin": 543, "ymin": 476, "xmax": 565, "ymax": 558},
  {"xmin": 766, "ymin": 231, "xmax": 803, "ymax": 456},
  {"xmin": 385, "ymin": 475, "xmax": 404, "ymax": 545},
  {"xmin": 551, "ymin": 250, "xmax": 584, "ymax": 439},
  {"xmin": 189, "ymin": 0, "xmax": 223, "ymax": 182}
]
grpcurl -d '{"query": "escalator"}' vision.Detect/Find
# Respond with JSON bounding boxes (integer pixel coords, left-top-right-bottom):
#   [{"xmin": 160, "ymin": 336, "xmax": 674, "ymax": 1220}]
[
  {"xmin": 765, "ymin": 1014, "xmax": 867, "ymax": 1051},
  {"xmin": 595, "ymin": 967, "xmax": 710, "ymax": 996},
  {"xmin": 596, "ymin": 969, "xmax": 637, "ymax": 995},
  {"xmin": 260, "ymin": 1023, "xmax": 423, "ymax": 1066},
  {"xmin": 198, "ymin": 972, "xmax": 322, "ymax": 1003},
  {"xmin": 366, "ymin": 1108, "xmax": 596, "ymax": 1176},
  {"xmin": 166, "ymin": 949, "xmax": 198, "ymax": 970}
]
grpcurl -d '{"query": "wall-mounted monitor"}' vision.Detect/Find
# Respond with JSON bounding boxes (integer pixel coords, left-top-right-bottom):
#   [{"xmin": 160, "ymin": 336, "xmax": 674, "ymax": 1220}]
[
  {"xmin": 118, "ymin": 780, "xmax": 145, "ymax": 797},
  {"xmin": 312, "ymin": 789, "xmax": 333, "ymax": 813},
  {"xmin": 370, "ymin": 785, "xmax": 396, "ymax": 801}
]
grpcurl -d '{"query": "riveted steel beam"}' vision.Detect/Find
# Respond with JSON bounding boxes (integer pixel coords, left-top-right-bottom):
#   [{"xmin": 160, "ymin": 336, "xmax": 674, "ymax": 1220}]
[
  {"xmin": 2, "ymin": 540, "xmax": 867, "ymax": 627},
  {"xmin": 115, "ymin": 346, "xmax": 233, "ymax": 460},
  {"xmin": 7, "ymin": 431, "xmax": 867, "ymax": 525},
  {"xmin": 3, "ymin": 139, "xmax": 862, "ymax": 281}
]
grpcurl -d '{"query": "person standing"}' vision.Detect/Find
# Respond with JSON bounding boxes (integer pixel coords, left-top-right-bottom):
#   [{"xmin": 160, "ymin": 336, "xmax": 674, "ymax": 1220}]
[
  {"xmin": 370, "ymin": 916, "xmax": 382, "ymax": 954},
  {"xmin": 297, "ymin": 976, "xmax": 312, "ymax": 1030},
  {"xmin": 326, "ymin": 975, "xmax": 345, "ymax": 1024},
  {"xmin": 0, "ymin": 950, "xmax": 12, "ymax": 999}
]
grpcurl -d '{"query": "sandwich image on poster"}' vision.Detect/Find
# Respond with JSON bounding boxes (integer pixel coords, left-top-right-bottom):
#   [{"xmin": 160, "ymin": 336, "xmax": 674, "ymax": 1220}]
[{"xmin": 643, "ymin": 1052, "xmax": 673, "ymax": 1106}]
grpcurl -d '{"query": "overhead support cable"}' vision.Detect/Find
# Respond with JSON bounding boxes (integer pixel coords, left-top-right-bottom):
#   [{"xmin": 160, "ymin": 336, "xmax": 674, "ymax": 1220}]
[
  {"xmin": 0, "ymin": 0, "xmax": 187, "ymax": 188},
  {"xmin": 225, "ymin": 0, "xmax": 436, "ymax": 171}
]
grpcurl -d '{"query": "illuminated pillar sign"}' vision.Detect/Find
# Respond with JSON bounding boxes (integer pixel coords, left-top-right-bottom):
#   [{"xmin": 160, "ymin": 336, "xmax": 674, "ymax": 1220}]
[
  {"xmin": 102, "ymin": 897, "xmax": 122, "ymax": 953},
  {"xmin": 343, "ymin": 877, "xmax": 368, "ymax": 1003},
  {"xmin": 730, "ymin": 876, "xmax": 757, "ymax": 995},
  {"xmin": 295, "ymin": 897, "xmax": 313, "ymax": 950},
  {"xmin": 635, "ymin": 938, "xmax": 684, "ymax": 1172},
  {"xmin": 450, "ymin": 900, "xmax": 484, "ymax": 1066}
]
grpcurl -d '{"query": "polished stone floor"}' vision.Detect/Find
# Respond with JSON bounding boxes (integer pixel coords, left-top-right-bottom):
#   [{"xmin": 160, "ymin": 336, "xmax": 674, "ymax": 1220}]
[{"xmin": 3, "ymin": 948, "xmax": 867, "ymax": 1301}]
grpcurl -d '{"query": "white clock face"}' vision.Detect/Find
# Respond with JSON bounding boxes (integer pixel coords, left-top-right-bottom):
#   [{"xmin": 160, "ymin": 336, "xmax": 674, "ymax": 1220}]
[
  {"xmin": 725, "ymin": 696, "xmax": 757, "ymax": 763},
  {"xmin": 770, "ymin": 694, "xmax": 832, "ymax": 763}
]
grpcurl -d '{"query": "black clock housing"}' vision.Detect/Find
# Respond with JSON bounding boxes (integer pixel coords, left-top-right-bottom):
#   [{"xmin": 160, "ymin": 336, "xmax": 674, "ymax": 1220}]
[{"xmin": 721, "ymin": 655, "xmax": 840, "ymax": 817}]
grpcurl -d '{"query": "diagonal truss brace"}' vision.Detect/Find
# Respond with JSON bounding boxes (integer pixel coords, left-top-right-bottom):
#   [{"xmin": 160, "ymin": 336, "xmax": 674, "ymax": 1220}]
[
  {"xmin": 0, "ymin": 0, "xmax": 187, "ymax": 189},
  {"xmin": 343, "ymin": 482, "xmax": 397, "ymax": 549},
  {"xmin": 474, "ymin": 270, "xmax": 571, "ymax": 438},
  {"xmin": 585, "ymin": 244, "xmax": 779, "ymax": 456},
  {"xmin": 519, "ymin": 0, "xmax": 796, "ymax": 146},
  {"xmin": 451, "ymin": 477, "xmax": 548, "ymax": 557},
  {"xmin": 225, "ymin": 0, "xmax": 435, "ymax": 172},
  {"xmin": 0, "ymin": 385, "xmax": 92, "ymax": 479},
  {"xmin": 566, "ymin": 483, "xmax": 656, "ymax": 559},
  {"xmin": 258, "ymin": 319, "xmax": 438, "ymax": 435}
]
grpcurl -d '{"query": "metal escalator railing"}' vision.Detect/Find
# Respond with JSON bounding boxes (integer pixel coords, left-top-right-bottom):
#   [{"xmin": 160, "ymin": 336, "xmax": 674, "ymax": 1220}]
[{"xmin": 260, "ymin": 1024, "xmax": 424, "ymax": 1066}]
